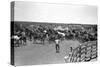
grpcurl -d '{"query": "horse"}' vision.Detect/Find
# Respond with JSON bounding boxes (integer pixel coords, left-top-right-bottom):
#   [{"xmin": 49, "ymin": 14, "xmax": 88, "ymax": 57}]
[{"xmin": 11, "ymin": 35, "xmax": 21, "ymax": 47}]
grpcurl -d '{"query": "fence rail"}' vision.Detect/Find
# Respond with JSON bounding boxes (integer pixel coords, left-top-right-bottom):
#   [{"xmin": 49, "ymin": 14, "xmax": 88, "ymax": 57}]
[{"xmin": 69, "ymin": 41, "xmax": 97, "ymax": 62}]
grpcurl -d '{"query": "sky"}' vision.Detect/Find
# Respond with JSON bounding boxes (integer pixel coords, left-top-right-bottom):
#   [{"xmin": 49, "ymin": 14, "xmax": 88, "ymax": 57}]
[{"xmin": 13, "ymin": 1, "xmax": 98, "ymax": 24}]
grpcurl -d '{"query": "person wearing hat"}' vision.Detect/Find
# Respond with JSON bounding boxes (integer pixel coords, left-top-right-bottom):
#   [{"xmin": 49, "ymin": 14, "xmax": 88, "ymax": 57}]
[{"xmin": 55, "ymin": 39, "xmax": 60, "ymax": 53}]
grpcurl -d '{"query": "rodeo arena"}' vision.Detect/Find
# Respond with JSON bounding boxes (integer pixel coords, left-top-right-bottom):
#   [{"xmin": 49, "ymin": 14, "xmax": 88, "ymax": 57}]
[{"xmin": 11, "ymin": 22, "xmax": 97, "ymax": 65}]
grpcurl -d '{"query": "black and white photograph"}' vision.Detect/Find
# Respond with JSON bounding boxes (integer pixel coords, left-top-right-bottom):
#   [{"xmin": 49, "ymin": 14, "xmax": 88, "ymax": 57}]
[{"xmin": 11, "ymin": 1, "xmax": 98, "ymax": 66}]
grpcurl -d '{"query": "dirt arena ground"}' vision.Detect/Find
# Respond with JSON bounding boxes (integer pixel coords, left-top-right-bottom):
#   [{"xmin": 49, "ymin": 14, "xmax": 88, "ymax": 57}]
[{"xmin": 15, "ymin": 40, "xmax": 80, "ymax": 66}]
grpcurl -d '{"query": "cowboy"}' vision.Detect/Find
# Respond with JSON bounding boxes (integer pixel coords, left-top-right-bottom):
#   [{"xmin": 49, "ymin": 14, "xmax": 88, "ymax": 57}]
[{"xmin": 55, "ymin": 39, "xmax": 60, "ymax": 53}]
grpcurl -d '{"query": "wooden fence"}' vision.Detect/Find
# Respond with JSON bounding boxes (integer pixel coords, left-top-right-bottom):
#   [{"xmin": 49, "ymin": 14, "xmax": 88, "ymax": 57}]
[{"xmin": 69, "ymin": 41, "xmax": 97, "ymax": 62}]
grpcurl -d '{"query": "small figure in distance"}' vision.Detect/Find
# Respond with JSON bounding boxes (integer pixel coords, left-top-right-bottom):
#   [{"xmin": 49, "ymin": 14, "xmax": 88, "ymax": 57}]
[{"xmin": 55, "ymin": 39, "xmax": 60, "ymax": 53}]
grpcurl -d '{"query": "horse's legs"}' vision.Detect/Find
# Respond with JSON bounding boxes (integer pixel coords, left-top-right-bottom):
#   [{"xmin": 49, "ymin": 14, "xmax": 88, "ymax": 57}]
[
  {"xmin": 20, "ymin": 40, "xmax": 23, "ymax": 46},
  {"xmin": 24, "ymin": 38, "xmax": 27, "ymax": 46},
  {"xmin": 43, "ymin": 39, "xmax": 45, "ymax": 45},
  {"xmin": 42, "ymin": 38, "xmax": 45, "ymax": 45},
  {"xmin": 41, "ymin": 39, "xmax": 44, "ymax": 45},
  {"xmin": 33, "ymin": 38, "xmax": 36, "ymax": 44},
  {"xmin": 14, "ymin": 40, "xmax": 18, "ymax": 47},
  {"xmin": 17, "ymin": 40, "xmax": 20, "ymax": 47},
  {"xmin": 32, "ymin": 36, "xmax": 34, "ymax": 43}
]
